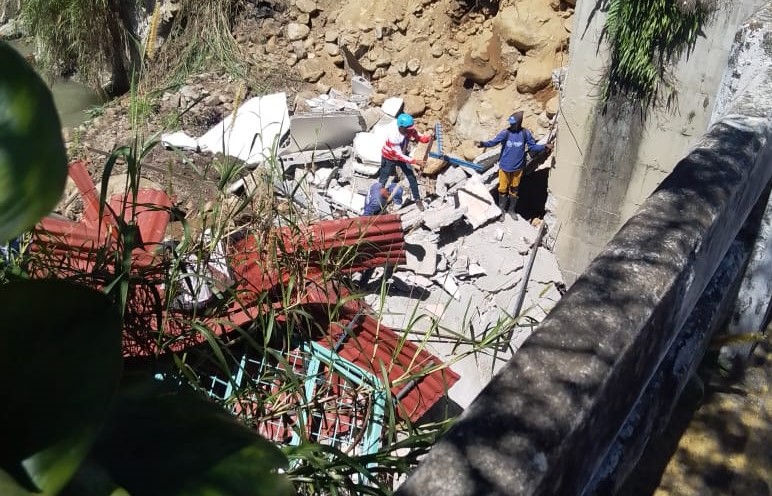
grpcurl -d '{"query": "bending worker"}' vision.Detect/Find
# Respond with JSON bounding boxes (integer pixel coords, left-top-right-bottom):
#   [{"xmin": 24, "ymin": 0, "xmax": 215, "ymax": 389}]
[
  {"xmin": 379, "ymin": 113, "xmax": 433, "ymax": 212},
  {"xmin": 477, "ymin": 111, "xmax": 552, "ymax": 219}
]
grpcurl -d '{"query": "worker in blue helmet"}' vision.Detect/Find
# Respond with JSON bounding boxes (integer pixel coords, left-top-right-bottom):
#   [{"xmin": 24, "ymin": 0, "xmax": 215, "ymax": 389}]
[
  {"xmin": 476, "ymin": 111, "xmax": 553, "ymax": 219},
  {"xmin": 379, "ymin": 113, "xmax": 433, "ymax": 212}
]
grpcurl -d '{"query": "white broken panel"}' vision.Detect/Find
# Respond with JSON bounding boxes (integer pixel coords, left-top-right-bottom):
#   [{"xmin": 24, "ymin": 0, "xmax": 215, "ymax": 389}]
[
  {"xmin": 381, "ymin": 97, "xmax": 404, "ymax": 117},
  {"xmin": 352, "ymin": 75, "xmax": 374, "ymax": 96},
  {"xmin": 326, "ymin": 185, "xmax": 366, "ymax": 213},
  {"xmin": 457, "ymin": 175, "xmax": 502, "ymax": 229},
  {"xmin": 161, "ymin": 131, "xmax": 199, "ymax": 151},
  {"xmin": 283, "ymin": 112, "xmax": 365, "ymax": 153},
  {"xmin": 352, "ymin": 116, "xmax": 395, "ymax": 164},
  {"xmin": 423, "ymin": 204, "xmax": 468, "ymax": 232},
  {"xmin": 198, "ymin": 93, "xmax": 290, "ymax": 165}
]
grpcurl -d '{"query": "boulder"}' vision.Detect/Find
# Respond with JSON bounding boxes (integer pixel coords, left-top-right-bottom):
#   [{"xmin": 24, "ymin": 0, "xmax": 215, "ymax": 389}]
[
  {"xmin": 545, "ymin": 95, "xmax": 559, "ymax": 117},
  {"xmin": 461, "ymin": 53, "xmax": 496, "ymax": 85},
  {"xmin": 516, "ymin": 52, "xmax": 555, "ymax": 93},
  {"xmin": 403, "ymin": 94, "xmax": 426, "ymax": 117},
  {"xmin": 495, "ymin": 4, "xmax": 567, "ymax": 53},
  {"xmin": 298, "ymin": 58, "xmax": 326, "ymax": 83},
  {"xmin": 286, "ymin": 23, "xmax": 310, "ymax": 42},
  {"xmin": 295, "ymin": 0, "xmax": 317, "ymax": 14}
]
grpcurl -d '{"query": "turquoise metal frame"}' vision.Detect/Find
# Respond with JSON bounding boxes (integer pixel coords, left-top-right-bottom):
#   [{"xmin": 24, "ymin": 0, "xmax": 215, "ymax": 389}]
[{"xmin": 205, "ymin": 341, "xmax": 386, "ymax": 456}]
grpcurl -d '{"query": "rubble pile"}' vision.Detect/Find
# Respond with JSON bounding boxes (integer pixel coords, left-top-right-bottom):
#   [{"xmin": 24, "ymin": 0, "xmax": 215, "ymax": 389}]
[{"xmin": 162, "ymin": 87, "xmax": 566, "ymax": 407}]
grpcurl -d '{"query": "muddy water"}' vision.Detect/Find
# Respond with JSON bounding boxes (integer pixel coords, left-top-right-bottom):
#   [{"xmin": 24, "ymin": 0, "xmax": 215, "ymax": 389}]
[{"xmin": 8, "ymin": 38, "xmax": 104, "ymax": 129}]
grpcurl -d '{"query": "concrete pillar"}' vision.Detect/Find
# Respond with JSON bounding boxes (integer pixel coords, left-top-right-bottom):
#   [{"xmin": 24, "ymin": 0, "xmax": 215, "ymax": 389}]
[{"xmin": 552, "ymin": 0, "xmax": 767, "ymax": 284}]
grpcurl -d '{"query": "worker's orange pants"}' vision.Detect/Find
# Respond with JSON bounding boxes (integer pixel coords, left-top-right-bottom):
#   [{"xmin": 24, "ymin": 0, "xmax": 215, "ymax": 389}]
[{"xmin": 498, "ymin": 169, "xmax": 523, "ymax": 198}]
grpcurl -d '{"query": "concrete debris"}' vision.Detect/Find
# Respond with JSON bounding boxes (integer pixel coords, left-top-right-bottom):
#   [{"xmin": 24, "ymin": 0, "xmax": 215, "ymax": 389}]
[
  {"xmin": 312, "ymin": 192, "xmax": 334, "ymax": 219},
  {"xmin": 435, "ymin": 166, "xmax": 470, "ymax": 197},
  {"xmin": 325, "ymin": 184, "xmax": 365, "ymax": 213},
  {"xmin": 405, "ymin": 240, "xmax": 438, "ymax": 276},
  {"xmin": 529, "ymin": 247, "xmax": 565, "ymax": 285},
  {"xmin": 422, "ymin": 202, "xmax": 467, "ymax": 232},
  {"xmin": 457, "ymin": 174, "xmax": 502, "ymax": 229},
  {"xmin": 278, "ymin": 146, "xmax": 351, "ymax": 169},
  {"xmin": 198, "ymin": 93, "xmax": 290, "ymax": 165},
  {"xmin": 473, "ymin": 147, "xmax": 501, "ymax": 171},
  {"xmin": 303, "ymin": 92, "xmax": 360, "ymax": 112},
  {"xmin": 392, "ymin": 271, "xmax": 434, "ymax": 292},
  {"xmin": 352, "ymin": 160, "xmax": 380, "ymax": 177},
  {"xmin": 432, "ymin": 272, "xmax": 461, "ymax": 300},
  {"xmin": 474, "ymin": 272, "xmax": 522, "ymax": 293},
  {"xmin": 352, "ymin": 75, "xmax": 374, "ymax": 96}
]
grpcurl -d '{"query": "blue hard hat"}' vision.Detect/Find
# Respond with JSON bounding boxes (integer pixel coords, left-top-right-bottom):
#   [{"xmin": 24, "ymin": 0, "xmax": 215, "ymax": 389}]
[{"xmin": 396, "ymin": 113, "xmax": 415, "ymax": 128}]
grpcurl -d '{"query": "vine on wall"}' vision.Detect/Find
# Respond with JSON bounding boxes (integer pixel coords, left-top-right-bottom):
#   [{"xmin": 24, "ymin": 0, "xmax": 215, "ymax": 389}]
[{"xmin": 600, "ymin": 0, "xmax": 719, "ymax": 110}]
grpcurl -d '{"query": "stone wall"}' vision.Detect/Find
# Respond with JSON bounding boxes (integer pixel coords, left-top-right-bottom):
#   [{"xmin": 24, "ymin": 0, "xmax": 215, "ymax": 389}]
[
  {"xmin": 551, "ymin": 0, "xmax": 768, "ymax": 284},
  {"xmin": 395, "ymin": 4, "xmax": 772, "ymax": 494}
]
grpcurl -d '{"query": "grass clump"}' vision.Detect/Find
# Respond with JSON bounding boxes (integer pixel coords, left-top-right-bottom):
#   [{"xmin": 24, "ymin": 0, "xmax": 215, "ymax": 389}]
[{"xmin": 600, "ymin": 0, "xmax": 718, "ymax": 110}]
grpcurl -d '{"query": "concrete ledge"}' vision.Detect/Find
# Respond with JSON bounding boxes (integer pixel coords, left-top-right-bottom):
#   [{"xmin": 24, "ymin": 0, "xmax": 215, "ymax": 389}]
[{"xmin": 397, "ymin": 6, "xmax": 772, "ymax": 495}]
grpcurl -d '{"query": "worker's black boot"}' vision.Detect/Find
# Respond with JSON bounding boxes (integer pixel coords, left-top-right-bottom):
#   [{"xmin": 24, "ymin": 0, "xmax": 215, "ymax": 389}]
[
  {"xmin": 498, "ymin": 195, "xmax": 508, "ymax": 220},
  {"xmin": 508, "ymin": 196, "xmax": 518, "ymax": 220}
]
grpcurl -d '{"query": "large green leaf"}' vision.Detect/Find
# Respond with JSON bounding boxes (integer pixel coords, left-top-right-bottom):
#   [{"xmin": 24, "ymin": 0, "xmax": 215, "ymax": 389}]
[
  {"xmin": 0, "ymin": 41, "xmax": 68, "ymax": 243},
  {"xmin": 90, "ymin": 376, "xmax": 294, "ymax": 496},
  {"xmin": 0, "ymin": 280, "xmax": 123, "ymax": 494}
]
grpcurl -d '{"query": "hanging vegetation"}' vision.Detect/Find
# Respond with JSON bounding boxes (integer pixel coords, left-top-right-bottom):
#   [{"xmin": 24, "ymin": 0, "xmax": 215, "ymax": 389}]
[{"xmin": 600, "ymin": 0, "xmax": 718, "ymax": 110}]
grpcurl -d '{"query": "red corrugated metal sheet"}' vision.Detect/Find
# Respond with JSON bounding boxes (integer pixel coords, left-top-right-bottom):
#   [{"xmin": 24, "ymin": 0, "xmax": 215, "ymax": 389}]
[
  {"xmin": 32, "ymin": 161, "xmax": 172, "ymax": 271},
  {"xmin": 36, "ymin": 164, "xmax": 456, "ymax": 421},
  {"xmin": 303, "ymin": 283, "xmax": 460, "ymax": 422},
  {"xmin": 230, "ymin": 214, "xmax": 406, "ymax": 303}
]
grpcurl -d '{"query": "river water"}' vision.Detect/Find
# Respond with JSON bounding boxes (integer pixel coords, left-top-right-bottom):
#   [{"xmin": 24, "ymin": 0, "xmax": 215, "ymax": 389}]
[{"xmin": 8, "ymin": 38, "xmax": 104, "ymax": 129}]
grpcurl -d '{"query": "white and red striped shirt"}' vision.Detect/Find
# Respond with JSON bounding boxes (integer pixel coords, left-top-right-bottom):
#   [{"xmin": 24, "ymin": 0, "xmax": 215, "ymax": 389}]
[{"xmin": 381, "ymin": 123, "xmax": 431, "ymax": 164}]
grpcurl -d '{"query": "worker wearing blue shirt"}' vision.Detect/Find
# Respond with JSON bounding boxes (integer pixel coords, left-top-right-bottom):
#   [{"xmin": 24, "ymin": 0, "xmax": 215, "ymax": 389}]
[
  {"xmin": 362, "ymin": 182, "xmax": 403, "ymax": 216},
  {"xmin": 477, "ymin": 111, "xmax": 552, "ymax": 219}
]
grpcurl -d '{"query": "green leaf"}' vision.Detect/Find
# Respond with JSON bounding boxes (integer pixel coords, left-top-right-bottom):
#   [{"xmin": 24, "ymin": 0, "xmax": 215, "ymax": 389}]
[
  {"xmin": 0, "ymin": 41, "xmax": 68, "ymax": 243},
  {"xmin": 0, "ymin": 279, "xmax": 123, "ymax": 494},
  {"xmin": 0, "ymin": 468, "xmax": 36, "ymax": 496},
  {"xmin": 91, "ymin": 376, "xmax": 293, "ymax": 496}
]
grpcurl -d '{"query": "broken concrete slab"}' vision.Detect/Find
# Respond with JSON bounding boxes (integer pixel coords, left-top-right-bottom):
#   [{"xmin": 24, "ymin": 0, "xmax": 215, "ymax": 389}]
[
  {"xmin": 283, "ymin": 112, "xmax": 365, "ymax": 153},
  {"xmin": 391, "ymin": 272, "xmax": 434, "ymax": 293},
  {"xmin": 405, "ymin": 240, "xmax": 438, "ymax": 276},
  {"xmin": 473, "ymin": 271, "xmax": 522, "ymax": 293},
  {"xmin": 325, "ymin": 185, "xmax": 366, "ymax": 213},
  {"xmin": 198, "ymin": 93, "xmax": 290, "ymax": 165},
  {"xmin": 457, "ymin": 175, "xmax": 502, "ymax": 229},
  {"xmin": 473, "ymin": 147, "xmax": 501, "ymax": 171},
  {"xmin": 423, "ymin": 203, "xmax": 468, "ymax": 232},
  {"xmin": 432, "ymin": 272, "xmax": 461, "ymax": 300},
  {"xmin": 529, "ymin": 246, "xmax": 565, "ymax": 285},
  {"xmin": 435, "ymin": 166, "xmax": 470, "ymax": 197}
]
